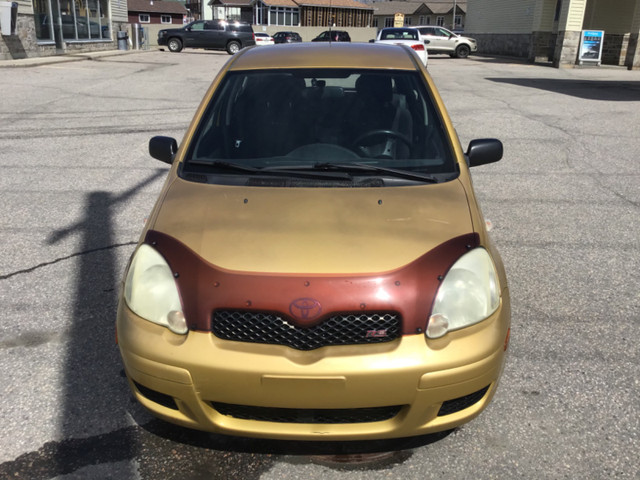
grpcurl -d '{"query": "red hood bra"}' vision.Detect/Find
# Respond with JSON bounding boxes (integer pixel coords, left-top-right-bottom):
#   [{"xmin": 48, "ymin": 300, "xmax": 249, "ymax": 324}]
[{"xmin": 144, "ymin": 229, "xmax": 480, "ymax": 335}]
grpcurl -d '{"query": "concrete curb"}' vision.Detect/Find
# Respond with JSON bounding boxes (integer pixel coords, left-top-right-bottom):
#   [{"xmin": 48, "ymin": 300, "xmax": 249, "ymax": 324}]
[{"xmin": 0, "ymin": 48, "xmax": 152, "ymax": 68}]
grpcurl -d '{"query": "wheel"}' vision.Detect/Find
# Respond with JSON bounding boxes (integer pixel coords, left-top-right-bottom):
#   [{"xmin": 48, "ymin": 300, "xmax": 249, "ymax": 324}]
[
  {"xmin": 353, "ymin": 129, "xmax": 412, "ymax": 149},
  {"xmin": 454, "ymin": 44, "xmax": 470, "ymax": 59},
  {"xmin": 226, "ymin": 41, "xmax": 241, "ymax": 55},
  {"xmin": 352, "ymin": 129, "xmax": 412, "ymax": 158},
  {"xmin": 167, "ymin": 38, "xmax": 183, "ymax": 53}
]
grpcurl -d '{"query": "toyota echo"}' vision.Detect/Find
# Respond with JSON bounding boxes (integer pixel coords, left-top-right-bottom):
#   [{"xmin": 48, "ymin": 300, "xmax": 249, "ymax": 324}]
[{"xmin": 116, "ymin": 42, "xmax": 511, "ymax": 441}]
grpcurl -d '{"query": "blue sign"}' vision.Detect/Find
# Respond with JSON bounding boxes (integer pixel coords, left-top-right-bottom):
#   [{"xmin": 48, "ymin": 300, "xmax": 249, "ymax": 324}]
[{"xmin": 579, "ymin": 30, "xmax": 604, "ymax": 64}]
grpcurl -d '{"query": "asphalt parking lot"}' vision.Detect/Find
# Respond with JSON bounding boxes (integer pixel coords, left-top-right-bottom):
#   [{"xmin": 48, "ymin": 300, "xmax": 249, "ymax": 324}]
[{"xmin": 0, "ymin": 49, "xmax": 638, "ymax": 479}]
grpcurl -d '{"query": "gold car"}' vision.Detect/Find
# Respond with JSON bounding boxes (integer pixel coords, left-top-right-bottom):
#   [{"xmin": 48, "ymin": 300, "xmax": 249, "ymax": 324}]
[{"xmin": 117, "ymin": 42, "xmax": 511, "ymax": 441}]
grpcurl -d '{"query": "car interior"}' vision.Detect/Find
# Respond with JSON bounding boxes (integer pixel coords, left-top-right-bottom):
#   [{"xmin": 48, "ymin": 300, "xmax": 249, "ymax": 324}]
[{"xmin": 187, "ymin": 69, "xmax": 453, "ymax": 176}]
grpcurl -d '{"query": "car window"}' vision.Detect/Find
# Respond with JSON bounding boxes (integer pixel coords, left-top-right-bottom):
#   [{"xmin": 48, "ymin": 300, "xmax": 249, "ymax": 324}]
[
  {"xmin": 190, "ymin": 21, "xmax": 205, "ymax": 31},
  {"xmin": 184, "ymin": 69, "xmax": 455, "ymax": 181},
  {"xmin": 204, "ymin": 21, "xmax": 222, "ymax": 31},
  {"xmin": 381, "ymin": 29, "xmax": 419, "ymax": 41}
]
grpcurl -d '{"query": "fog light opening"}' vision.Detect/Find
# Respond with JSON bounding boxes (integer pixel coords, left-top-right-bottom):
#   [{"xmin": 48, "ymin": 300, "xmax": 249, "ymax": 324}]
[
  {"xmin": 426, "ymin": 313, "xmax": 449, "ymax": 339},
  {"xmin": 167, "ymin": 310, "xmax": 188, "ymax": 335}
]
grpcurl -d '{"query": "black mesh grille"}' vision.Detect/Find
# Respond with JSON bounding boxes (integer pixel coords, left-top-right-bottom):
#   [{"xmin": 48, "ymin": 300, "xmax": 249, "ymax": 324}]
[
  {"xmin": 212, "ymin": 402, "xmax": 403, "ymax": 424},
  {"xmin": 211, "ymin": 311, "xmax": 401, "ymax": 350},
  {"xmin": 437, "ymin": 385, "xmax": 490, "ymax": 416}
]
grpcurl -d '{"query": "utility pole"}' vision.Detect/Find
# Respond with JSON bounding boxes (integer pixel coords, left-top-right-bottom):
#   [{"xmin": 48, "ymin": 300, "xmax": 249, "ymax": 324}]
[{"xmin": 452, "ymin": 0, "xmax": 457, "ymax": 30}]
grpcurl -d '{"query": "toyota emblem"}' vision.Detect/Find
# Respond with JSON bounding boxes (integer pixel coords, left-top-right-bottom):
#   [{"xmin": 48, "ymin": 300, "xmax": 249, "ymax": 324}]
[{"xmin": 289, "ymin": 298, "xmax": 322, "ymax": 321}]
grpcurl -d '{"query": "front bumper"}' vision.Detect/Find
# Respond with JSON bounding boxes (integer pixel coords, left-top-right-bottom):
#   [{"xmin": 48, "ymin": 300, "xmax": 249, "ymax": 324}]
[{"xmin": 117, "ymin": 290, "xmax": 510, "ymax": 440}]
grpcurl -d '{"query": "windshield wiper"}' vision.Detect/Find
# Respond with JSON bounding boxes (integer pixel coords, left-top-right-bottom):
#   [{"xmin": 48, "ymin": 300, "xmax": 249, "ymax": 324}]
[
  {"xmin": 188, "ymin": 159, "xmax": 262, "ymax": 173},
  {"xmin": 188, "ymin": 159, "xmax": 353, "ymax": 180},
  {"xmin": 312, "ymin": 162, "xmax": 440, "ymax": 183}
]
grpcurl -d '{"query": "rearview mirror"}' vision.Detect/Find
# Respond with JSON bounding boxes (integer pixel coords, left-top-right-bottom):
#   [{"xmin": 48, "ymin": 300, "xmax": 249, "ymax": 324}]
[
  {"xmin": 149, "ymin": 136, "xmax": 178, "ymax": 164},
  {"xmin": 466, "ymin": 139, "xmax": 503, "ymax": 167}
]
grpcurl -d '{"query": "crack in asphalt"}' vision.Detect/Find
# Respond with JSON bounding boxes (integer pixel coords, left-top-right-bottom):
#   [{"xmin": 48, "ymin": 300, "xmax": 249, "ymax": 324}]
[{"xmin": 0, "ymin": 242, "xmax": 137, "ymax": 281}]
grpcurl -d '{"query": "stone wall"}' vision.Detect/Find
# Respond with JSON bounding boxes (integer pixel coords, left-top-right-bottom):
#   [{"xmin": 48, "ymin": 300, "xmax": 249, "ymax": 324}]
[
  {"xmin": 601, "ymin": 33, "xmax": 629, "ymax": 67},
  {"xmin": 1, "ymin": 14, "xmax": 121, "ymax": 60},
  {"xmin": 529, "ymin": 31, "xmax": 556, "ymax": 63},
  {"xmin": 553, "ymin": 30, "xmax": 580, "ymax": 68},
  {"xmin": 465, "ymin": 33, "xmax": 531, "ymax": 58},
  {"xmin": 625, "ymin": 32, "xmax": 640, "ymax": 70}
]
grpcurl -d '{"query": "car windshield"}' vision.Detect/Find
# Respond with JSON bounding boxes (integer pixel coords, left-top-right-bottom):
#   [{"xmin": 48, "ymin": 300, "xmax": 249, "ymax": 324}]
[{"xmin": 184, "ymin": 69, "xmax": 455, "ymax": 182}]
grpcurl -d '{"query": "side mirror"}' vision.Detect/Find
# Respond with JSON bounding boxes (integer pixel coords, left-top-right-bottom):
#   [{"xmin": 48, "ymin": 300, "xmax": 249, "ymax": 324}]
[
  {"xmin": 149, "ymin": 136, "xmax": 178, "ymax": 164},
  {"xmin": 466, "ymin": 139, "xmax": 503, "ymax": 167},
  {"xmin": 369, "ymin": 39, "xmax": 375, "ymax": 43}
]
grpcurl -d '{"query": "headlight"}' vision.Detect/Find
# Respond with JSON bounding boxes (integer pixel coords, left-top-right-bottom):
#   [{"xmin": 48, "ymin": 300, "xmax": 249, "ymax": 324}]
[
  {"xmin": 426, "ymin": 248, "xmax": 500, "ymax": 339},
  {"xmin": 124, "ymin": 244, "xmax": 188, "ymax": 335}
]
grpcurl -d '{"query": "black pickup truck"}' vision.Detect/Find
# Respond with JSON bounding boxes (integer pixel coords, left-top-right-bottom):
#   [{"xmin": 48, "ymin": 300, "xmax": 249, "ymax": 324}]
[{"xmin": 158, "ymin": 20, "xmax": 255, "ymax": 55}]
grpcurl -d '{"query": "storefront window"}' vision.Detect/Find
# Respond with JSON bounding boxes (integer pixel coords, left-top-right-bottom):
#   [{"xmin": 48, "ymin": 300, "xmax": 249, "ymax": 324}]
[
  {"xmin": 33, "ymin": 0, "xmax": 54, "ymax": 40},
  {"xmin": 34, "ymin": 0, "xmax": 111, "ymax": 41}
]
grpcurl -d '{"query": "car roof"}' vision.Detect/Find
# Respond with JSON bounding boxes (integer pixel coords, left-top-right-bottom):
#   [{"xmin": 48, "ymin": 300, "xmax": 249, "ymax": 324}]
[{"xmin": 229, "ymin": 43, "xmax": 420, "ymax": 71}]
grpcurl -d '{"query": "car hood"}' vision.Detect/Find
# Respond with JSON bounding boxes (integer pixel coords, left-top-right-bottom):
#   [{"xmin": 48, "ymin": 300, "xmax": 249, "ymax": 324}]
[{"xmin": 150, "ymin": 178, "xmax": 473, "ymax": 274}]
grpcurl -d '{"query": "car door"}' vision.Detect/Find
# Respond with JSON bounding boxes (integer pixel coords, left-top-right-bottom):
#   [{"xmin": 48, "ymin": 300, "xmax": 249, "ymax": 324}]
[
  {"xmin": 183, "ymin": 20, "xmax": 207, "ymax": 47},
  {"xmin": 431, "ymin": 27, "xmax": 455, "ymax": 51},
  {"xmin": 205, "ymin": 21, "xmax": 225, "ymax": 49}
]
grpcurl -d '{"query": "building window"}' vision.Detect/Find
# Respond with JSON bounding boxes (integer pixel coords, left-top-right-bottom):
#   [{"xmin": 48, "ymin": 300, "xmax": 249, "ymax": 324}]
[
  {"xmin": 161, "ymin": 15, "xmax": 172, "ymax": 24},
  {"xmin": 372, "ymin": 18, "xmax": 378, "ymax": 28},
  {"xmin": 256, "ymin": 6, "xmax": 298, "ymax": 26},
  {"xmin": 225, "ymin": 6, "xmax": 241, "ymax": 21},
  {"xmin": 404, "ymin": 17, "xmax": 412, "ymax": 26},
  {"xmin": 384, "ymin": 17, "xmax": 393, "ymax": 27},
  {"xmin": 139, "ymin": 14, "xmax": 150, "ymax": 23},
  {"xmin": 454, "ymin": 15, "xmax": 461, "ymax": 27},
  {"xmin": 436, "ymin": 16, "xmax": 444, "ymax": 26},
  {"xmin": 34, "ymin": 0, "xmax": 111, "ymax": 41}
]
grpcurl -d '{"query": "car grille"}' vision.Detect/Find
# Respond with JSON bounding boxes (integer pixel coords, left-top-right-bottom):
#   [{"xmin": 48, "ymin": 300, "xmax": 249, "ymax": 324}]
[
  {"xmin": 211, "ymin": 311, "xmax": 401, "ymax": 350},
  {"xmin": 437, "ymin": 385, "xmax": 490, "ymax": 416},
  {"xmin": 211, "ymin": 402, "xmax": 403, "ymax": 424}
]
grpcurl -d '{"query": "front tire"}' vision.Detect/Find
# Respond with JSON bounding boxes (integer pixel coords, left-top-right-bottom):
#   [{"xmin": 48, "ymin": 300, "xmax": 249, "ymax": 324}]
[
  {"xmin": 455, "ymin": 44, "xmax": 470, "ymax": 59},
  {"xmin": 226, "ymin": 41, "xmax": 241, "ymax": 55},
  {"xmin": 167, "ymin": 38, "xmax": 183, "ymax": 53}
]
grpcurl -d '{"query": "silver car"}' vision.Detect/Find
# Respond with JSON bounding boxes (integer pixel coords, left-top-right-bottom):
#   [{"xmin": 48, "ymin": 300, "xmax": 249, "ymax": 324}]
[{"xmin": 415, "ymin": 26, "xmax": 477, "ymax": 58}]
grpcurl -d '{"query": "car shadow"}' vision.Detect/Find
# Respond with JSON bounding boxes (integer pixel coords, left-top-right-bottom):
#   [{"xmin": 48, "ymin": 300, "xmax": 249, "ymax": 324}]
[
  {"xmin": 486, "ymin": 77, "xmax": 640, "ymax": 101},
  {"xmin": 132, "ymin": 417, "xmax": 453, "ymax": 474}
]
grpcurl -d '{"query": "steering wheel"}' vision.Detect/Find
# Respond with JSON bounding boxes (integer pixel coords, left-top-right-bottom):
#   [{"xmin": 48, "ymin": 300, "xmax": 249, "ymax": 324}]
[{"xmin": 352, "ymin": 129, "xmax": 412, "ymax": 156}]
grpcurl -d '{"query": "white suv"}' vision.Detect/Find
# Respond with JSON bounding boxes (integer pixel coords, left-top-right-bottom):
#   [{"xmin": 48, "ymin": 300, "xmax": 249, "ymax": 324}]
[{"xmin": 415, "ymin": 26, "xmax": 477, "ymax": 58}]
